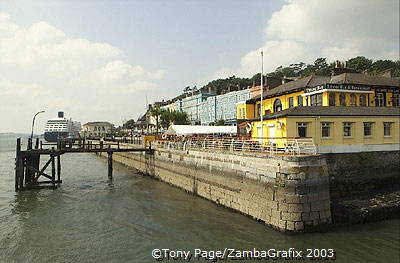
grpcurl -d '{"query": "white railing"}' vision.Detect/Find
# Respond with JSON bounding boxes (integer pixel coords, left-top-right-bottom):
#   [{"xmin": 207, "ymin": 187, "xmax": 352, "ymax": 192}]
[{"xmin": 155, "ymin": 137, "xmax": 317, "ymax": 156}]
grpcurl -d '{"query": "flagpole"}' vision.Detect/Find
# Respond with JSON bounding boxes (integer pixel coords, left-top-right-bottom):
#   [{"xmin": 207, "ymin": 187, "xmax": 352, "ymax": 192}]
[{"xmin": 260, "ymin": 51, "xmax": 264, "ymax": 144}]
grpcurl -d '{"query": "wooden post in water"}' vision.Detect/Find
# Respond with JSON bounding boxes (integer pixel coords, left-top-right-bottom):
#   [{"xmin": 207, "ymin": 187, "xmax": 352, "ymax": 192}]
[
  {"xmin": 27, "ymin": 137, "xmax": 32, "ymax": 150},
  {"xmin": 15, "ymin": 138, "xmax": 21, "ymax": 191},
  {"xmin": 51, "ymin": 147, "xmax": 56, "ymax": 189},
  {"xmin": 107, "ymin": 151, "xmax": 113, "ymax": 179},
  {"xmin": 57, "ymin": 154, "xmax": 61, "ymax": 183},
  {"xmin": 35, "ymin": 138, "xmax": 39, "ymax": 149}
]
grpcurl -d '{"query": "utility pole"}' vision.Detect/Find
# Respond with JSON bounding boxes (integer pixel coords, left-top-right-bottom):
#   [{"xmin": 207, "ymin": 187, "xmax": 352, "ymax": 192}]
[{"xmin": 260, "ymin": 51, "xmax": 264, "ymax": 144}]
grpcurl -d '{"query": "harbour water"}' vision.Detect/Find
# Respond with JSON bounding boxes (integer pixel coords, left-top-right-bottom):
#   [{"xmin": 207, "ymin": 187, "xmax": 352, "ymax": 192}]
[{"xmin": 0, "ymin": 137, "xmax": 399, "ymax": 263}]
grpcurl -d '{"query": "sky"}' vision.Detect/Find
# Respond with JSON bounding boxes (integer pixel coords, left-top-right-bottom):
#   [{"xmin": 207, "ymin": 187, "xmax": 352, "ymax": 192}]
[{"xmin": 0, "ymin": 0, "xmax": 399, "ymax": 133}]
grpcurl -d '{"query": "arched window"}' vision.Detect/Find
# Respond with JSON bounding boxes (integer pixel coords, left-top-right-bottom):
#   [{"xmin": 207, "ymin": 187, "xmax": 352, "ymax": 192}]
[
  {"xmin": 339, "ymin": 94, "xmax": 346, "ymax": 106},
  {"xmin": 350, "ymin": 94, "xmax": 356, "ymax": 106},
  {"xmin": 329, "ymin": 93, "xmax": 336, "ymax": 106},
  {"xmin": 359, "ymin": 94, "xmax": 367, "ymax": 106},
  {"xmin": 274, "ymin": 99, "xmax": 282, "ymax": 112}
]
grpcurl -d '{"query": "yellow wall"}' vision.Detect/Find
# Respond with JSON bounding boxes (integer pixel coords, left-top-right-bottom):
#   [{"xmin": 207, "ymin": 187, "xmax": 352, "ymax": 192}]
[
  {"xmin": 284, "ymin": 116, "xmax": 399, "ymax": 146},
  {"xmin": 236, "ymin": 103, "xmax": 255, "ymax": 119},
  {"xmin": 249, "ymin": 115, "xmax": 399, "ymax": 148},
  {"xmin": 254, "ymin": 91, "xmax": 304, "ymax": 115},
  {"xmin": 250, "ymin": 118, "xmax": 288, "ymax": 146}
]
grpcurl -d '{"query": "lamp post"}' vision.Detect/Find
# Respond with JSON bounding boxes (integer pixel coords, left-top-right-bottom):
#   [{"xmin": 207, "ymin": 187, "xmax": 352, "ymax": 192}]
[
  {"xmin": 31, "ymin": 110, "xmax": 45, "ymax": 141},
  {"xmin": 260, "ymin": 51, "xmax": 264, "ymax": 144}
]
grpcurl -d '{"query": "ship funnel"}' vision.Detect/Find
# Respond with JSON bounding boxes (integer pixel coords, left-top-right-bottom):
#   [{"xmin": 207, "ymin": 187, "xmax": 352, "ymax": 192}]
[{"xmin": 58, "ymin": 111, "xmax": 64, "ymax": 118}]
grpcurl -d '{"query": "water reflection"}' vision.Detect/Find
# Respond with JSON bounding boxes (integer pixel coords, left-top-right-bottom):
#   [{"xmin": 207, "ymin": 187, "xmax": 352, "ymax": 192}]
[{"xmin": 0, "ymin": 138, "xmax": 399, "ymax": 263}]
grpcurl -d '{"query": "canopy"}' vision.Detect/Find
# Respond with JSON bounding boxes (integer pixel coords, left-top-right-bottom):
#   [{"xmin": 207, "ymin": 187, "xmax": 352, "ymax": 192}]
[{"xmin": 164, "ymin": 125, "xmax": 237, "ymax": 136}]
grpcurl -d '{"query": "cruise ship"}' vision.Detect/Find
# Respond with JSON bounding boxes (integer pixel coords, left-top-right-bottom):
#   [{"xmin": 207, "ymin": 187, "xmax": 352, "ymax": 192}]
[{"xmin": 44, "ymin": 112, "xmax": 81, "ymax": 142}]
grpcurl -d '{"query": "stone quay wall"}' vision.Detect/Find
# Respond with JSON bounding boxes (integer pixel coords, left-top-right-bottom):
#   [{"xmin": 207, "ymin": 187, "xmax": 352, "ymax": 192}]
[
  {"xmin": 100, "ymin": 144, "xmax": 332, "ymax": 233},
  {"xmin": 325, "ymin": 151, "xmax": 400, "ymax": 198}
]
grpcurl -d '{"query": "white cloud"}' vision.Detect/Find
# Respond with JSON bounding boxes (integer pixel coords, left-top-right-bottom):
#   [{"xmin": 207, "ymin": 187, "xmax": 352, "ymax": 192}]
[
  {"xmin": 213, "ymin": 0, "xmax": 399, "ymax": 78},
  {"xmin": 0, "ymin": 13, "xmax": 165, "ymax": 133}
]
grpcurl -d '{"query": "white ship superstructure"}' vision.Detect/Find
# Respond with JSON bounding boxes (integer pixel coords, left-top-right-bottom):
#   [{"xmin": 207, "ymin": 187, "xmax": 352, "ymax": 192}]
[{"xmin": 44, "ymin": 112, "xmax": 81, "ymax": 142}]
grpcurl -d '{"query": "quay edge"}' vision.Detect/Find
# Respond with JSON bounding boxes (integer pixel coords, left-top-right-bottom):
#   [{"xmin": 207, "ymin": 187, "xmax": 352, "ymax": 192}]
[{"xmin": 97, "ymin": 142, "xmax": 399, "ymax": 233}]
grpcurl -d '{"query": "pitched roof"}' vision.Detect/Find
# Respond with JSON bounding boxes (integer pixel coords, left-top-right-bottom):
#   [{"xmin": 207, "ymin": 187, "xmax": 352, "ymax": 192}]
[
  {"xmin": 248, "ymin": 73, "xmax": 399, "ymax": 104},
  {"xmin": 249, "ymin": 75, "xmax": 330, "ymax": 102},
  {"xmin": 330, "ymin": 73, "xmax": 400, "ymax": 87},
  {"xmin": 250, "ymin": 106, "xmax": 400, "ymax": 121}
]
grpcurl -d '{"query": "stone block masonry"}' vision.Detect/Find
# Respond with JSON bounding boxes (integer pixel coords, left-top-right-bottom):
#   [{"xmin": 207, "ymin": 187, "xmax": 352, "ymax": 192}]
[{"xmin": 100, "ymin": 143, "xmax": 332, "ymax": 233}]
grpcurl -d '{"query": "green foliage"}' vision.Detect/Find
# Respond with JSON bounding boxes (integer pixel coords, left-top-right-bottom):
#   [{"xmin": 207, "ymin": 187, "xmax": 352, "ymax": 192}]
[
  {"xmin": 367, "ymin": 60, "xmax": 398, "ymax": 75},
  {"xmin": 159, "ymin": 110, "xmax": 190, "ymax": 128},
  {"xmin": 199, "ymin": 57, "xmax": 398, "ymax": 94},
  {"xmin": 172, "ymin": 111, "xmax": 189, "ymax": 125},
  {"xmin": 215, "ymin": 119, "xmax": 225, "ymax": 125},
  {"xmin": 150, "ymin": 106, "xmax": 162, "ymax": 133},
  {"xmin": 123, "ymin": 119, "xmax": 136, "ymax": 129},
  {"xmin": 346, "ymin": 56, "xmax": 373, "ymax": 72}
]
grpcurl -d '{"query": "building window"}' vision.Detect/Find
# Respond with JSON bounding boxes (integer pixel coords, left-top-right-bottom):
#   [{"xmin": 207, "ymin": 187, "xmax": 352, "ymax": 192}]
[
  {"xmin": 350, "ymin": 94, "xmax": 356, "ymax": 106},
  {"xmin": 375, "ymin": 92, "xmax": 385, "ymax": 107},
  {"xmin": 329, "ymin": 93, "xmax": 336, "ymax": 106},
  {"xmin": 297, "ymin": 95, "xmax": 303, "ymax": 106},
  {"xmin": 310, "ymin": 94, "xmax": 322, "ymax": 106},
  {"xmin": 288, "ymin": 97, "xmax": 294, "ymax": 108},
  {"xmin": 339, "ymin": 94, "xmax": 346, "ymax": 106},
  {"xmin": 384, "ymin": 122, "xmax": 392, "ymax": 137},
  {"xmin": 392, "ymin": 92, "xmax": 400, "ymax": 107},
  {"xmin": 363, "ymin": 122, "xmax": 373, "ymax": 137},
  {"xmin": 359, "ymin": 94, "xmax": 367, "ymax": 106},
  {"xmin": 321, "ymin": 122, "xmax": 332, "ymax": 138},
  {"xmin": 343, "ymin": 122, "xmax": 352, "ymax": 137},
  {"xmin": 273, "ymin": 99, "xmax": 282, "ymax": 112},
  {"xmin": 297, "ymin": 122, "xmax": 307, "ymax": 137}
]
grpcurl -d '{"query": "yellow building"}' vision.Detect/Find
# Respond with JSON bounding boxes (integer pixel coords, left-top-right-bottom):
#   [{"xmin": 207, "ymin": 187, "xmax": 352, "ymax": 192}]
[{"xmin": 239, "ymin": 73, "xmax": 400, "ymax": 153}]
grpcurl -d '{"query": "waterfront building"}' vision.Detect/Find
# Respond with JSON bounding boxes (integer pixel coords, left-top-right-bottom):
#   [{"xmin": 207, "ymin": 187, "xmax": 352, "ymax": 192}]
[
  {"xmin": 238, "ymin": 72, "xmax": 400, "ymax": 153},
  {"xmin": 199, "ymin": 88, "xmax": 251, "ymax": 125},
  {"xmin": 180, "ymin": 93, "xmax": 215, "ymax": 124},
  {"xmin": 82, "ymin": 121, "xmax": 114, "ymax": 137}
]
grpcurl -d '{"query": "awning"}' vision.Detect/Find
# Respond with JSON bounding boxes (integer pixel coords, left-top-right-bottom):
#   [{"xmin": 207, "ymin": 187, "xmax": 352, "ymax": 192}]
[{"xmin": 164, "ymin": 125, "xmax": 237, "ymax": 136}]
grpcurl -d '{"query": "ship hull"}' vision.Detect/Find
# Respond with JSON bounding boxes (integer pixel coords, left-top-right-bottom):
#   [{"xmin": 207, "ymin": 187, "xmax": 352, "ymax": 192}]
[{"xmin": 44, "ymin": 132, "xmax": 69, "ymax": 142}]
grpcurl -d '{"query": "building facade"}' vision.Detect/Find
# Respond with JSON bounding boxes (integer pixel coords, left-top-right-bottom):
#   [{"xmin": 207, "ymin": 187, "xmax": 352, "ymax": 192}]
[
  {"xmin": 180, "ymin": 93, "xmax": 215, "ymax": 124},
  {"xmin": 199, "ymin": 88, "xmax": 251, "ymax": 125},
  {"xmin": 81, "ymin": 122, "xmax": 114, "ymax": 137},
  {"xmin": 239, "ymin": 73, "xmax": 400, "ymax": 153}
]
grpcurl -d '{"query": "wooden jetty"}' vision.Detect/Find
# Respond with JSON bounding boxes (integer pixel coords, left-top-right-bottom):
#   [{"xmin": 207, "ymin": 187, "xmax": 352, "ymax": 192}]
[{"xmin": 15, "ymin": 137, "xmax": 153, "ymax": 191}]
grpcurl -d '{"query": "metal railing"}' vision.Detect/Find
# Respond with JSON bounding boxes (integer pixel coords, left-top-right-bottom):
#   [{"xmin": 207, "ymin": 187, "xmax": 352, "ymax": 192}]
[{"xmin": 155, "ymin": 137, "xmax": 317, "ymax": 156}]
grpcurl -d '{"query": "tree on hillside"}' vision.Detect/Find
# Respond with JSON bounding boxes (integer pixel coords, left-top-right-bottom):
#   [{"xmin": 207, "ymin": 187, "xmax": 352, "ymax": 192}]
[
  {"xmin": 123, "ymin": 119, "xmax": 136, "ymax": 129},
  {"xmin": 368, "ymin": 60, "xmax": 398, "ymax": 75},
  {"xmin": 346, "ymin": 56, "xmax": 373, "ymax": 72}
]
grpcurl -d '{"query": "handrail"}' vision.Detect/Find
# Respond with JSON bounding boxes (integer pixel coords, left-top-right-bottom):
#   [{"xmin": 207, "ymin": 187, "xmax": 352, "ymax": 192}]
[{"xmin": 154, "ymin": 137, "xmax": 317, "ymax": 156}]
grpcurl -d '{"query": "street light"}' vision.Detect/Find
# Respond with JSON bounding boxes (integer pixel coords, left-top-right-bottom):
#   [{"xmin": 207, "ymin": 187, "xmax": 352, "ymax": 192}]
[{"xmin": 31, "ymin": 110, "xmax": 45, "ymax": 140}]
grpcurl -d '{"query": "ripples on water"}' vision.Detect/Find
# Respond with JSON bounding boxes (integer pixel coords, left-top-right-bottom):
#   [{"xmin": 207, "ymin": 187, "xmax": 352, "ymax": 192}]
[{"xmin": 0, "ymin": 137, "xmax": 399, "ymax": 263}]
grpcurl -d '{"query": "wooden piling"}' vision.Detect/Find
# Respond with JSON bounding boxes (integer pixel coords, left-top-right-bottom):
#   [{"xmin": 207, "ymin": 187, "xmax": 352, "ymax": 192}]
[
  {"xmin": 35, "ymin": 138, "xmax": 39, "ymax": 149},
  {"xmin": 57, "ymin": 155, "xmax": 61, "ymax": 183},
  {"xmin": 15, "ymin": 138, "xmax": 21, "ymax": 191},
  {"xmin": 51, "ymin": 147, "xmax": 56, "ymax": 189},
  {"xmin": 107, "ymin": 151, "xmax": 113, "ymax": 179},
  {"xmin": 27, "ymin": 137, "xmax": 32, "ymax": 150}
]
